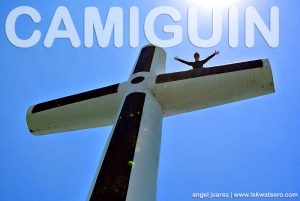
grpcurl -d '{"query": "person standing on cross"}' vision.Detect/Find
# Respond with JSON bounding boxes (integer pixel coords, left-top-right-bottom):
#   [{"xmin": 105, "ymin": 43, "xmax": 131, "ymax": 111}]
[{"xmin": 174, "ymin": 50, "xmax": 220, "ymax": 70}]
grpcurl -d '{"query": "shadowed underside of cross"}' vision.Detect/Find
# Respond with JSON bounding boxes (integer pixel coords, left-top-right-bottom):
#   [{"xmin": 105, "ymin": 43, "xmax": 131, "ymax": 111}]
[{"xmin": 26, "ymin": 45, "xmax": 275, "ymax": 201}]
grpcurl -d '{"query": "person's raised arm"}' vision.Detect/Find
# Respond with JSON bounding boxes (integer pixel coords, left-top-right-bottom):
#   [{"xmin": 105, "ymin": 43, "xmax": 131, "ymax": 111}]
[
  {"xmin": 174, "ymin": 56, "xmax": 193, "ymax": 66},
  {"xmin": 202, "ymin": 50, "xmax": 220, "ymax": 64}
]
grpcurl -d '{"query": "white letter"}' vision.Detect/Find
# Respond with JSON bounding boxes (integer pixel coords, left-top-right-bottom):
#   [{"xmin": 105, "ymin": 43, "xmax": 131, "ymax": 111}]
[
  {"xmin": 44, "ymin": 6, "xmax": 80, "ymax": 48},
  {"xmin": 5, "ymin": 6, "xmax": 41, "ymax": 48},
  {"xmin": 84, "ymin": 7, "xmax": 123, "ymax": 48},
  {"xmin": 130, "ymin": 6, "xmax": 139, "ymax": 48},
  {"xmin": 145, "ymin": 6, "xmax": 182, "ymax": 48},
  {"xmin": 188, "ymin": 6, "xmax": 222, "ymax": 48},
  {"xmin": 245, "ymin": 6, "xmax": 279, "ymax": 48},
  {"xmin": 229, "ymin": 7, "xmax": 239, "ymax": 48}
]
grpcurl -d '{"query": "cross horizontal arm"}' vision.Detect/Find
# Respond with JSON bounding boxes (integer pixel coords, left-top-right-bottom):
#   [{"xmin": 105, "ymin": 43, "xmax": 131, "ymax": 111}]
[
  {"xmin": 157, "ymin": 59, "xmax": 264, "ymax": 83},
  {"xmin": 154, "ymin": 59, "xmax": 275, "ymax": 116},
  {"xmin": 27, "ymin": 84, "xmax": 122, "ymax": 135}
]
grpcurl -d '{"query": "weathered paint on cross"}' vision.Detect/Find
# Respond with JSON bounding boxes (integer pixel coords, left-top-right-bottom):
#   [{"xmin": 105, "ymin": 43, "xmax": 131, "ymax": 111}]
[{"xmin": 26, "ymin": 45, "xmax": 275, "ymax": 201}]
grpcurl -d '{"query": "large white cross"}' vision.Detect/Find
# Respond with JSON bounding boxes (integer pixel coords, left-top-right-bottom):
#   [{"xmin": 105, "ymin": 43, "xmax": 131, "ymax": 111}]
[{"xmin": 26, "ymin": 45, "xmax": 275, "ymax": 201}]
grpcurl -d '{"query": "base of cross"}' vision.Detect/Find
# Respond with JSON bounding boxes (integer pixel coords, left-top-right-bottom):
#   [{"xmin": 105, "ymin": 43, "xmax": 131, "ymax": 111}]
[{"xmin": 26, "ymin": 45, "xmax": 275, "ymax": 201}]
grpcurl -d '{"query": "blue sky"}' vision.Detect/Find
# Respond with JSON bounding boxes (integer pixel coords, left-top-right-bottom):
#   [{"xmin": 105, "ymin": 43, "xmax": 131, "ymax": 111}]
[{"xmin": 0, "ymin": 0, "xmax": 299, "ymax": 200}]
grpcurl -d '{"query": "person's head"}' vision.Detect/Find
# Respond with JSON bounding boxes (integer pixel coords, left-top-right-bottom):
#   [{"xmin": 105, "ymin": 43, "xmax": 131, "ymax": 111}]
[{"xmin": 194, "ymin": 52, "xmax": 200, "ymax": 61}]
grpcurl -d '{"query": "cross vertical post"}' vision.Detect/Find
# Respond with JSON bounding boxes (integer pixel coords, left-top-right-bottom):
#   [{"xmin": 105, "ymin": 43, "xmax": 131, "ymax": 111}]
[{"xmin": 88, "ymin": 46, "xmax": 166, "ymax": 201}]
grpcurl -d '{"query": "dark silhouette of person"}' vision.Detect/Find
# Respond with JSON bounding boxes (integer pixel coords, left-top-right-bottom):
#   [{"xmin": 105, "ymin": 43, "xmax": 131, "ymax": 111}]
[{"xmin": 174, "ymin": 50, "xmax": 220, "ymax": 70}]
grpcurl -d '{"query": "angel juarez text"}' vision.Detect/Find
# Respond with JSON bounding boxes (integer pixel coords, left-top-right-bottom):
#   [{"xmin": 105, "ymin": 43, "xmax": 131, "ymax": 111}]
[{"xmin": 5, "ymin": 6, "xmax": 279, "ymax": 48}]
